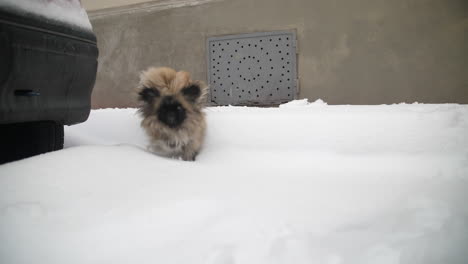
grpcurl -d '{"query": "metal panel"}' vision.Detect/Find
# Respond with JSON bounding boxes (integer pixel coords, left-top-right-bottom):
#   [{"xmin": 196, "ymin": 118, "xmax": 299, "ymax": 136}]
[{"xmin": 207, "ymin": 31, "xmax": 297, "ymax": 105}]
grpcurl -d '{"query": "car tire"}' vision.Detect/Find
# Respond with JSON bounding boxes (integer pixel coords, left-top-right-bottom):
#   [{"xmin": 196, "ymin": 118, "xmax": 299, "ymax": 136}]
[{"xmin": 0, "ymin": 121, "xmax": 64, "ymax": 164}]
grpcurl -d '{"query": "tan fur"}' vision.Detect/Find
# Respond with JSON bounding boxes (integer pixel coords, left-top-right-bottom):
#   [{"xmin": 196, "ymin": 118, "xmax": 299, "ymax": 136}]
[{"xmin": 136, "ymin": 67, "xmax": 208, "ymax": 161}]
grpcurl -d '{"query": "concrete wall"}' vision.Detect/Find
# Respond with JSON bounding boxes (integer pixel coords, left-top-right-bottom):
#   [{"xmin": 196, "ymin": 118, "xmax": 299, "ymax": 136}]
[
  {"xmin": 81, "ymin": 0, "xmax": 151, "ymax": 11},
  {"xmin": 88, "ymin": 0, "xmax": 468, "ymax": 108}
]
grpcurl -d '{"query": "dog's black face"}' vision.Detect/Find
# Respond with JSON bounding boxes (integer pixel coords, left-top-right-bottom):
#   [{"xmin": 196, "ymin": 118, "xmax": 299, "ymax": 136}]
[
  {"xmin": 138, "ymin": 85, "xmax": 197, "ymax": 129},
  {"xmin": 137, "ymin": 68, "xmax": 206, "ymax": 131},
  {"xmin": 157, "ymin": 96, "xmax": 187, "ymax": 128}
]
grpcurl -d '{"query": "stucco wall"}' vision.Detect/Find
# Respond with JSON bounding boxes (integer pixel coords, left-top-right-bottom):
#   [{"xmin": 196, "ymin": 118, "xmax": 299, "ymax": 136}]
[
  {"xmin": 88, "ymin": 0, "xmax": 468, "ymax": 108},
  {"xmin": 81, "ymin": 0, "xmax": 151, "ymax": 11}
]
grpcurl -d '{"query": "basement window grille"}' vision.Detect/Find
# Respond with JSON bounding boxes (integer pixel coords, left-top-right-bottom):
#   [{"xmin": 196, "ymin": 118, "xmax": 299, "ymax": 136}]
[{"xmin": 207, "ymin": 30, "xmax": 297, "ymax": 105}]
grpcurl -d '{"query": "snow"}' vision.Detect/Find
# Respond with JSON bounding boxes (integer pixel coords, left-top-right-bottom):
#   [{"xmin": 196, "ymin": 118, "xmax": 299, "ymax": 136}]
[
  {"xmin": 279, "ymin": 98, "xmax": 327, "ymax": 107},
  {"xmin": 0, "ymin": 0, "xmax": 92, "ymax": 30},
  {"xmin": 1, "ymin": 101, "xmax": 468, "ymax": 264}
]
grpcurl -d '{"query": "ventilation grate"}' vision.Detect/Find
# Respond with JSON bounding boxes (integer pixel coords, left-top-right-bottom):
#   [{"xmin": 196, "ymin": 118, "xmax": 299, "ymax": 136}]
[{"xmin": 207, "ymin": 31, "xmax": 297, "ymax": 105}]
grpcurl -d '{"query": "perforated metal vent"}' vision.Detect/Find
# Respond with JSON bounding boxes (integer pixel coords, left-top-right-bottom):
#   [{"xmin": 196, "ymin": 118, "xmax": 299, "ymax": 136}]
[{"xmin": 207, "ymin": 31, "xmax": 297, "ymax": 105}]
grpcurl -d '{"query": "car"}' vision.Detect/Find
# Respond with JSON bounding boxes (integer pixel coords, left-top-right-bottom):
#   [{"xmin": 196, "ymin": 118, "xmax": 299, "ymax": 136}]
[{"xmin": 0, "ymin": 0, "xmax": 98, "ymax": 163}]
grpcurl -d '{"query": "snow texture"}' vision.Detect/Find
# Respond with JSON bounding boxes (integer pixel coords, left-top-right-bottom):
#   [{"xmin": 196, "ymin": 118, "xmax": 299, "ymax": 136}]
[
  {"xmin": 1, "ymin": 101, "xmax": 468, "ymax": 264},
  {"xmin": 0, "ymin": 0, "xmax": 92, "ymax": 30}
]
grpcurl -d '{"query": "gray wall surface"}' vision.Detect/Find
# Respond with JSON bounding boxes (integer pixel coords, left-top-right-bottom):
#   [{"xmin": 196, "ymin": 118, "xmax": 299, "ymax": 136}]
[
  {"xmin": 89, "ymin": 0, "xmax": 468, "ymax": 108},
  {"xmin": 82, "ymin": 0, "xmax": 151, "ymax": 11}
]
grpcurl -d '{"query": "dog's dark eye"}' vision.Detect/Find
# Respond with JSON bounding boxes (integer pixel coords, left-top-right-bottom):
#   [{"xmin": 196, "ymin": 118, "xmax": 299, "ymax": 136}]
[
  {"xmin": 139, "ymin": 87, "xmax": 160, "ymax": 102},
  {"xmin": 182, "ymin": 84, "xmax": 200, "ymax": 102}
]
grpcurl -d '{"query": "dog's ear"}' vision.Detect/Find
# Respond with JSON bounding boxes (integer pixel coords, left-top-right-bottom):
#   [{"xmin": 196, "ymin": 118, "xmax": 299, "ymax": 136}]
[
  {"xmin": 138, "ymin": 87, "xmax": 160, "ymax": 103},
  {"xmin": 182, "ymin": 84, "xmax": 201, "ymax": 102}
]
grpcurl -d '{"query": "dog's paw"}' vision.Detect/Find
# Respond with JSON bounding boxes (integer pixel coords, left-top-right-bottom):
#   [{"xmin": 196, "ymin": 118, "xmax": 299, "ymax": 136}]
[{"xmin": 182, "ymin": 151, "xmax": 198, "ymax": 161}]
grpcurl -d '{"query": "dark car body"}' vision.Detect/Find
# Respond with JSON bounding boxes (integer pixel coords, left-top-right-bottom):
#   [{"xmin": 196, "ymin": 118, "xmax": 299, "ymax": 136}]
[{"xmin": 0, "ymin": 0, "xmax": 98, "ymax": 163}]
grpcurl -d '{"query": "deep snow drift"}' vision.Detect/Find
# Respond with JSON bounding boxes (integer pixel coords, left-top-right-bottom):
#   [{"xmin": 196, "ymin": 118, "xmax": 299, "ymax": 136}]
[{"xmin": 1, "ymin": 100, "xmax": 468, "ymax": 264}]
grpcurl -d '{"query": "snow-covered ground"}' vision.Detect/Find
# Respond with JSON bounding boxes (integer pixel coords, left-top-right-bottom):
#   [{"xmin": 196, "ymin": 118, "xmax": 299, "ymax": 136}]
[{"xmin": 1, "ymin": 100, "xmax": 468, "ymax": 264}]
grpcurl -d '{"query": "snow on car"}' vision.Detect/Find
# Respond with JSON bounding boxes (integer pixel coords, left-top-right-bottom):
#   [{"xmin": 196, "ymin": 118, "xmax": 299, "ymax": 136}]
[{"xmin": 0, "ymin": 0, "xmax": 92, "ymax": 30}]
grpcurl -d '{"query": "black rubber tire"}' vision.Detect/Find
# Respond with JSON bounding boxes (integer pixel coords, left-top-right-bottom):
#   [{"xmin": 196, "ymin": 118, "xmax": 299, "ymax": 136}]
[{"xmin": 0, "ymin": 121, "xmax": 64, "ymax": 164}]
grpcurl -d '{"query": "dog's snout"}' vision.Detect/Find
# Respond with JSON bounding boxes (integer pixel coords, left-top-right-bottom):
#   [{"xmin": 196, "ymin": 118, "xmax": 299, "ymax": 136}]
[
  {"xmin": 161, "ymin": 96, "xmax": 176, "ymax": 105},
  {"xmin": 158, "ymin": 96, "xmax": 187, "ymax": 128}
]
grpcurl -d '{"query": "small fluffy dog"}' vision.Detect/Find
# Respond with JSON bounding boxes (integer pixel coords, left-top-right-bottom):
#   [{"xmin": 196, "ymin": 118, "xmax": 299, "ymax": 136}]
[{"xmin": 136, "ymin": 67, "xmax": 208, "ymax": 161}]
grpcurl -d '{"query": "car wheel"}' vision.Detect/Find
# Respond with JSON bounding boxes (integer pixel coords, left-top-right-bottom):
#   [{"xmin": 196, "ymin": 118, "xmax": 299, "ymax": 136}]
[{"xmin": 0, "ymin": 121, "xmax": 64, "ymax": 164}]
